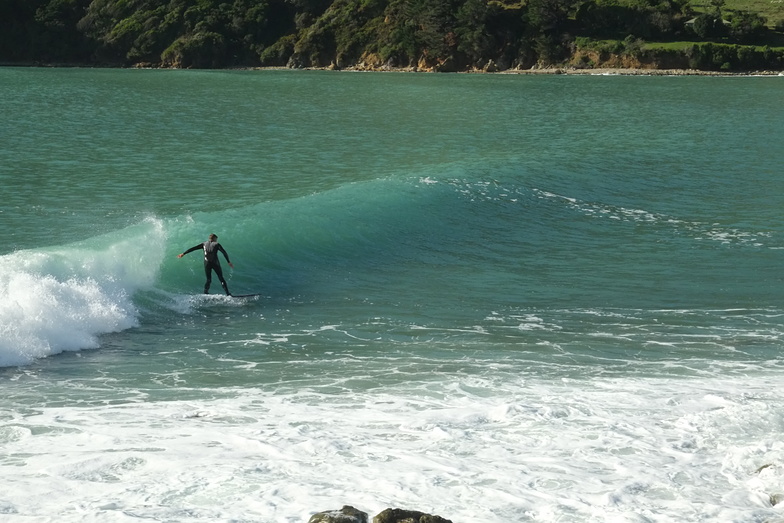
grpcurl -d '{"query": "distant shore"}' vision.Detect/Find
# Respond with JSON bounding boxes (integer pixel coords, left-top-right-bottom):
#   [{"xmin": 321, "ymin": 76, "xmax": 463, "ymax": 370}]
[
  {"xmin": 246, "ymin": 63, "xmax": 784, "ymax": 76},
  {"xmin": 494, "ymin": 67, "xmax": 784, "ymax": 76},
  {"xmin": 254, "ymin": 65, "xmax": 784, "ymax": 76},
  {"xmin": 4, "ymin": 62, "xmax": 784, "ymax": 76}
]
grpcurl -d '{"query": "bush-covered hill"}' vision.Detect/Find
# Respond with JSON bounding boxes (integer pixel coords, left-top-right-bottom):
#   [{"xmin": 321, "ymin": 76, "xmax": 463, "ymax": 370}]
[{"xmin": 1, "ymin": 0, "xmax": 783, "ymax": 71}]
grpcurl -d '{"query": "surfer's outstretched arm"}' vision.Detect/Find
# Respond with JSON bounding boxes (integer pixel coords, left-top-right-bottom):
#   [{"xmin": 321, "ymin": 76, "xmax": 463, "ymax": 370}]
[{"xmin": 177, "ymin": 244, "xmax": 203, "ymax": 258}]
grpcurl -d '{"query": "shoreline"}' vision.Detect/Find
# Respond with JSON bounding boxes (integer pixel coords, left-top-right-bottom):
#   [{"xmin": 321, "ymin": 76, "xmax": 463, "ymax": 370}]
[
  {"xmin": 4, "ymin": 62, "xmax": 784, "ymax": 76},
  {"xmin": 494, "ymin": 67, "xmax": 784, "ymax": 76},
  {"xmin": 343, "ymin": 66, "xmax": 784, "ymax": 76},
  {"xmin": 253, "ymin": 65, "xmax": 784, "ymax": 76}
]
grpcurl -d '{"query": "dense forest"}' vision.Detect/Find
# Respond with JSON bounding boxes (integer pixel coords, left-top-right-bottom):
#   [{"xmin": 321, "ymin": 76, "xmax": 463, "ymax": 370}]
[{"xmin": 1, "ymin": 0, "xmax": 783, "ymax": 71}]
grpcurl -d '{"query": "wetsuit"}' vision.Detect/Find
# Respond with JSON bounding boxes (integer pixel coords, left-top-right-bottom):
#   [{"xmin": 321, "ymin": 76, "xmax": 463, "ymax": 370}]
[{"xmin": 182, "ymin": 241, "xmax": 232, "ymax": 295}]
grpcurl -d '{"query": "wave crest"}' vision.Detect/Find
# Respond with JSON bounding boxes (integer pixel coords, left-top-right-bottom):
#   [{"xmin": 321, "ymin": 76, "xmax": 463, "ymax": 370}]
[{"xmin": 0, "ymin": 218, "xmax": 166, "ymax": 367}]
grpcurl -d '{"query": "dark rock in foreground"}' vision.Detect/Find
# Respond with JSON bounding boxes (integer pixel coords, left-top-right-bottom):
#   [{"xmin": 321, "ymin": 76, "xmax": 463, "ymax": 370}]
[
  {"xmin": 373, "ymin": 508, "xmax": 453, "ymax": 523},
  {"xmin": 309, "ymin": 506, "xmax": 368, "ymax": 523},
  {"xmin": 308, "ymin": 506, "xmax": 452, "ymax": 523}
]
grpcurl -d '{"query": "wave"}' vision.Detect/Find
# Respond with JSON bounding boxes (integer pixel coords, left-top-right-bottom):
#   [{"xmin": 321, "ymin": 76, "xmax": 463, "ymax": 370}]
[
  {"xmin": 1, "ymin": 173, "xmax": 501, "ymax": 366},
  {"xmin": 2, "ymin": 171, "xmax": 780, "ymax": 367},
  {"xmin": 0, "ymin": 176, "xmax": 447, "ymax": 366}
]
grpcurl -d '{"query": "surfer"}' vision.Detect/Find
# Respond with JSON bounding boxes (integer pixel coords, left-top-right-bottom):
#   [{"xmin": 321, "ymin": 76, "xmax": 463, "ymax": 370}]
[{"xmin": 178, "ymin": 233, "xmax": 234, "ymax": 295}]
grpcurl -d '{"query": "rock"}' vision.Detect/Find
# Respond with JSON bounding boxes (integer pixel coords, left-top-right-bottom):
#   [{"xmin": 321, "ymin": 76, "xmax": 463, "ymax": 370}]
[
  {"xmin": 309, "ymin": 505, "xmax": 369, "ymax": 523},
  {"xmin": 484, "ymin": 60, "xmax": 498, "ymax": 73},
  {"xmin": 433, "ymin": 56, "xmax": 458, "ymax": 73},
  {"xmin": 755, "ymin": 463, "xmax": 774, "ymax": 474},
  {"xmin": 286, "ymin": 54, "xmax": 305, "ymax": 69},
  {"xmin": 372, "ymin": 508, "xmax": 453, "ymax": 523}
]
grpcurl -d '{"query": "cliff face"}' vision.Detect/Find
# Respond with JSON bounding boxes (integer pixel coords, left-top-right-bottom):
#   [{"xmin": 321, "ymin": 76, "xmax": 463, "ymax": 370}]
[{"xmin": 568, "ymin": 50, "xmax": 690, "ymax": 71}]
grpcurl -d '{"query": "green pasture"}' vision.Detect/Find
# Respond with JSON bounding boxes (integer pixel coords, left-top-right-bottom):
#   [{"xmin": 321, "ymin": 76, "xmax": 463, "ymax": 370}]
[{"xmin": 691, "ymin": 0, "xmax": 784, "ymax": 26}]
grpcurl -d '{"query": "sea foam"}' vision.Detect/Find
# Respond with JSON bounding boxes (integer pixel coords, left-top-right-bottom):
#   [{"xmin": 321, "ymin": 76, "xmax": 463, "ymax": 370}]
[
  {"xmin": 0, "ymin": 219, "xmax": 166, "ymax": 367},
  {"xmin": 2, "ymin": 372, "xmax": 783, "ymax": 522}
]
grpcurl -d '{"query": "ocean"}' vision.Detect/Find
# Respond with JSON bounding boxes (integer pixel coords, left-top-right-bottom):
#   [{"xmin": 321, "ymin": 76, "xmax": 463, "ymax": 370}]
[{"xmin": 1, "ymin": 67, "xmax": 783, "ymax": 522}]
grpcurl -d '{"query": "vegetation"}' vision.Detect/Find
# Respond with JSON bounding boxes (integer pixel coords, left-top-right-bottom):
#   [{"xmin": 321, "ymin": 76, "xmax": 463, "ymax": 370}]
[{"xmin": 1, "ymin": 0, "xmax": 782, "ymax": 71}]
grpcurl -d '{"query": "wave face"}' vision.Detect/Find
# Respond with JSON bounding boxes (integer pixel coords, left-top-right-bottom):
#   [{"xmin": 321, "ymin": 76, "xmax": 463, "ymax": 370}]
[{"xmin": 3, "ymin": 169, "xmax": 782, "ymax": 367}]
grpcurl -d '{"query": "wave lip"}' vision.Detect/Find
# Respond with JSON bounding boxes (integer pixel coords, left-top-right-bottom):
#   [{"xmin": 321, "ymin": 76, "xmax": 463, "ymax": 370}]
[{"xmin": 0, "ymin": 219, "xmax": 165, "ymax": 367}]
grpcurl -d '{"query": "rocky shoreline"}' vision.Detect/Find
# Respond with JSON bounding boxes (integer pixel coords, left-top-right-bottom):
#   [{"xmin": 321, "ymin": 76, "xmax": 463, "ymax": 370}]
[
  {"xmin": 5, "ymin": 60, "xmax": 783, "ymax": 76},
  {"xmin": 240, "ymin": 59, "xmax": 784, "ymax": 76},
  {"xmin": 254, "ymin": 50, "xmax": 784, "ymax": 76},
  {"xmin": 335, "ymin": 65, "xmax": 784, "ymax": 76},
  {"xmin": 252, "ymin": 64, "xmax": 784, "ymax": 76},
  {"xmin": 498, "ymin": 67, "xmax": 784, "ymax": 76}
]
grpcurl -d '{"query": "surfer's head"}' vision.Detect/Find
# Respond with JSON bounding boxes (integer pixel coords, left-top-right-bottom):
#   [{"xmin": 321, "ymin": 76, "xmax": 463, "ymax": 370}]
[{"xmin": 209, "ymin": 234, "xmax": 218, "ymax": 241}]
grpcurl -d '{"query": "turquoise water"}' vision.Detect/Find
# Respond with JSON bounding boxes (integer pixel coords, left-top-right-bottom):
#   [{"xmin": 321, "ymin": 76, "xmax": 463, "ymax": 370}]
[{"xmin": 1, "ymin": 68, "xmax": 783, "ymax": 522}]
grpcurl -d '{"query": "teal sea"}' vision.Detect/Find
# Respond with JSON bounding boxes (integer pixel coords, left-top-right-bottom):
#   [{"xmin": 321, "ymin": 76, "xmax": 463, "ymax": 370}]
[{"xmin": 1, "ymin": 68, "xmax": 783, "ymax": 522}]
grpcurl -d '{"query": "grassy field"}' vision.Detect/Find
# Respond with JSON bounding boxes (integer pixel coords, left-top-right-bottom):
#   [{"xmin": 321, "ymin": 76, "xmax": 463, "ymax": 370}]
[{"xmin": 691, "ymin": 0, "xmax": 784, "ymax": 26}]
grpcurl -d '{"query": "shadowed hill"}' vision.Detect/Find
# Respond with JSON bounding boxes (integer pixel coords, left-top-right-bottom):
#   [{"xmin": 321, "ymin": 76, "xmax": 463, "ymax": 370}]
[{"xmin": 1, "ymin": 0, "xmax": 783, "ymax": 71}]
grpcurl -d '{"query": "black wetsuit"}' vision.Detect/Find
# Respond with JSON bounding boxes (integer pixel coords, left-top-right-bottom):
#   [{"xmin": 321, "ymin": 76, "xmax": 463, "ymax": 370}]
[{"xmin": 182, "ymin": 241, "xmax": 232, "ymax": 295}]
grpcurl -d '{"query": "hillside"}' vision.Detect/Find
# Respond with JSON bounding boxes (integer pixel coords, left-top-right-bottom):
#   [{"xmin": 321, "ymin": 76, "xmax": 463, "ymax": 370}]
[{"xmin": 1, "ymin": 0, "xmax": 783, "ymax": 71}]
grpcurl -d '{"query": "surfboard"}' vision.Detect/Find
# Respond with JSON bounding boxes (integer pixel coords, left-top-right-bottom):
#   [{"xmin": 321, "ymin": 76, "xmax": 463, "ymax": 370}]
[{"xmin": 231, "ymin": 293, "xmax": 262, "ymax": 298}]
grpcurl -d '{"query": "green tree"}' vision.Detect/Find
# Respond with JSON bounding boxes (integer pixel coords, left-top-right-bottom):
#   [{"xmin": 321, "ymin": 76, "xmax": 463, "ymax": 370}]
[
  {"xmin": 454, "ymin": 0, "xmax": 493, "ymax": 65},
  {"xmin": 378, "ymin": 0, "xmax": 460, "ymax": 66},
  {"xmin": 576, "ymin": 0, "xmax": 687, "ymax": 40},
  {"xmin": 77, "ymin": 0, "xmax": 172, "ymax": 62},
  {"xmin": 162, "ymin": 30, "xmax": 225, "ymax": 67},
  {"xmin": 526, "ymin": 0, "xmax": 578, "ymax": 63},
  {"xmin": 691, "ymin": 12, "xmax": 727, "ymax": 39},
  {"xmin": 31, "ymin": 0, "xmax": 91, "ymax": 61},
  {"xmin": 709, "ymin": 0, "xmax": 724, "ymax": 18},
  {"xmin": 75, "ymin": 0, "xmax": 283, "ymax": 66},
  {"xmin": 729, "ymin": 11, "xmax": 767, "ymax": 43},
  {"xmin": 287, "ymin": 0, "xmax": 384, "ymax": 67}
]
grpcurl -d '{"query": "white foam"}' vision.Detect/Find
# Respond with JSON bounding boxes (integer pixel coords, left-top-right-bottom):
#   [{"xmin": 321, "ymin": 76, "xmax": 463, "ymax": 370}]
[
  {"xmin": 0, "ymin": 219, "xmax": 166, "ymax": 366},
  {"xmin": 532, "ymin": 188, "xmax": 779, "ymax": 249},
  {"xmin": 2, "ymin": 372, "xmax": 783, "ymax": 522}
]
